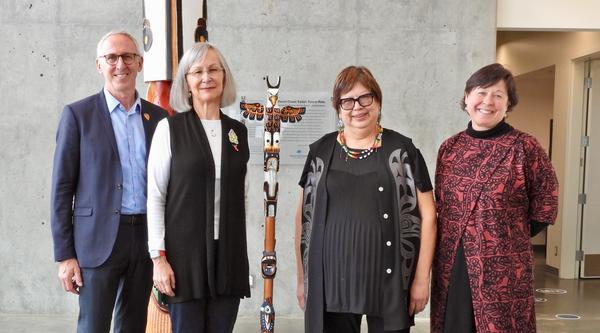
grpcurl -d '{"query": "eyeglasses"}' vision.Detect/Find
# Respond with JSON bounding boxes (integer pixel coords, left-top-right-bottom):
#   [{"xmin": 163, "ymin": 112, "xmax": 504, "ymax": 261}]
[
  {"xmin": 186, "ymin": 67, "xmax": 224, "ymax": 78},
  {"xmin": 98, "ymin": 53, "xmax": 139, "ymax": 66},
  {"xmin": 339, "ymin": 93, "xmax": 374, "ymax": 110}
]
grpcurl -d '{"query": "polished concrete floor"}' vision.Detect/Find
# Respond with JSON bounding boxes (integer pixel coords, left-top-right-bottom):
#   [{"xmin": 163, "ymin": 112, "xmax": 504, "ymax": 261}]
[
  {"xmin": 531, "ymin": 250, "xmax": 600, "ymax": 333},
  {"xmin": 2, "ymin": 250, "xmax": 599, "ymax": 332},
  {"xmin": 0, "ymin": 315, "xmax": 430, "ymax": 333}
]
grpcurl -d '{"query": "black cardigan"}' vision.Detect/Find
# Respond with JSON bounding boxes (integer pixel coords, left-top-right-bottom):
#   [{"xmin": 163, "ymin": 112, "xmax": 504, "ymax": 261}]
[{"xmin": 165, "ymin": 111, "xmax": 251, "ymax": 302}]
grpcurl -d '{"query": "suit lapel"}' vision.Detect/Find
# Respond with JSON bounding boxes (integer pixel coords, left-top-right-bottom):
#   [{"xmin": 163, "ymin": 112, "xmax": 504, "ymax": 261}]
[
  {"xmin": 140, "ymin": 99, "xmax": 155, "ymax": 154},
  {"xmin": 96, "ymin": 90, "xmax": 119, "ymax": 158}
]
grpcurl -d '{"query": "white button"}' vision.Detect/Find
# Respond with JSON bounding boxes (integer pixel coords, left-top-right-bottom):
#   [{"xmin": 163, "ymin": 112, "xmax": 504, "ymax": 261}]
[
  {"xmin": 383, "ymin": 213, "xmax": 389, "ymax": 219},
  {"xmin": 386, "ymin": 268, "xmax": 392, "ymax": 274},
  {"xmin": 386, "ymin": 241, "xmax": 392, "ymax": 246},
  {"xmin": 378, "ymin": 186, "xmax": 384, "ymax": 192}
]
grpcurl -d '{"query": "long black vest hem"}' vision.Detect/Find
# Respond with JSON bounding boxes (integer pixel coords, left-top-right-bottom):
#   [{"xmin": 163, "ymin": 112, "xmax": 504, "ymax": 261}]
[{"xmin": 165, "ymin": 111, "xmax": 251, "ymax": 303}]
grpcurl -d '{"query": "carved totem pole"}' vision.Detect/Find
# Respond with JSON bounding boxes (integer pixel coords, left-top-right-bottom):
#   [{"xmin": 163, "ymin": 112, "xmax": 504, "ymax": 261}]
[
  {"xmin": 142, "ymin": 0, "xmax": 208, "ymax": 115},
  {"xmin": 241, "ymin": 78, "xmax": 306, "ymax": 333}
]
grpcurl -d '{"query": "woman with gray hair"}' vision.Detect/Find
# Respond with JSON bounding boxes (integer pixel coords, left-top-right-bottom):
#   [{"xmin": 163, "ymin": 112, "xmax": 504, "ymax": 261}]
[{"xmin": 147, "ymin": 42, "xmax": 250, "ymax": 332}]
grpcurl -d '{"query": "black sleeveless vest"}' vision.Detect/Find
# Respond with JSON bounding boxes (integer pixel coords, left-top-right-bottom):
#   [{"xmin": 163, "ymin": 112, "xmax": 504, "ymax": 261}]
[{"xmin": 165, "ymin": 111, "xmax": 250, "ymax": 302}]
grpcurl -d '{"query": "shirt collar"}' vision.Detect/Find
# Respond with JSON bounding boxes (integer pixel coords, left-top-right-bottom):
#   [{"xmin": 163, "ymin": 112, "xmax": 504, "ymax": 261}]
[{"xmin": 104, "ymin": 88, "xmax": 141, "ymax": 114}]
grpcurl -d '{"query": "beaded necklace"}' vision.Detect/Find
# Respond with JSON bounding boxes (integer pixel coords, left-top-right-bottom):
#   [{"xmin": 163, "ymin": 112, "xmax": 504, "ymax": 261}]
[{"xmin": 337, "ymin": 124, "xmax": 383, "ymax": 160}]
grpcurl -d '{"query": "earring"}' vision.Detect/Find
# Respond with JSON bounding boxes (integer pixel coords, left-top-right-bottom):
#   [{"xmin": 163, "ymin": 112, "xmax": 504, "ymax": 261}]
[{"xmin": 337, "ymin": 117, "xmax": 344, "ymax": 131}]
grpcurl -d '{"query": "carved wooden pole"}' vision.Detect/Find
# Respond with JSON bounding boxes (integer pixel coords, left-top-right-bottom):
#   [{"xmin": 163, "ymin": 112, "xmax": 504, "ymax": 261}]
[
  {"xmin": 241, "ymin": 77, "xmax": 306, "ymax": 333},
  {"xmin": 142, "ymin": 0, "xmax": 208, "ymax": 116}
]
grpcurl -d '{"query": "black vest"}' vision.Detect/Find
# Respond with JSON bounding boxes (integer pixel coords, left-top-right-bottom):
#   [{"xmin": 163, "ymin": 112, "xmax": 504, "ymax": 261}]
[{"xmin": 165, "ymin": 111, "xmax": 250, "ymax": 302}]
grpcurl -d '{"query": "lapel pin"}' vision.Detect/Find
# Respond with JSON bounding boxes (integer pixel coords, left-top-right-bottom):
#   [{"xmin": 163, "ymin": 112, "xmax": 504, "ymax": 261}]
[
  {"xmin": 143, "ymin": 113, "xmax": 150, "ymax": 121},
  {"xmin": 228, "ymin": 129, "xmax": 239, "ymax": 151}
]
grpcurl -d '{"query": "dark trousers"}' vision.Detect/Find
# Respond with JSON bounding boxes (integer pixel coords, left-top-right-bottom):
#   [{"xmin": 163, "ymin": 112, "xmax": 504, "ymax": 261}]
[
  {"xmin": 77, "ymin": 216, "xmax": 153, "ymax": 333},
  {"xmin": 324, "ymin": 312, "xmax": 411, "ymax": 333},
  {"xmin": 168, "ymin": 296, "xmax": 241, "ymax": 333}
]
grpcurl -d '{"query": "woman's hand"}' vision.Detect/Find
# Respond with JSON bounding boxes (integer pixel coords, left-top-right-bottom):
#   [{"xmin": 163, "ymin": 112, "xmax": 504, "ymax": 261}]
[
  {"xmin": 296, "ymin": 279, "xmax": 305, "ymax": 311},
  {"xmin": 152, "ymin": 256, "xmax": 176, "ymax": 296},
  {"xmin": 409, "ymin": 275, "xmax": 430, "ymax": 315},
  {"xmin": 409, "ymin": 189, "xmax": 436, "ymax": 315}
]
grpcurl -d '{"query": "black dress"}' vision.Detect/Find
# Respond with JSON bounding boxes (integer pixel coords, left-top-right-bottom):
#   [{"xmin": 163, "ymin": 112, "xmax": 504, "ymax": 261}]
[{"xmin": 323, "ymin": 144, "xmax": 384, "ymax": 315}]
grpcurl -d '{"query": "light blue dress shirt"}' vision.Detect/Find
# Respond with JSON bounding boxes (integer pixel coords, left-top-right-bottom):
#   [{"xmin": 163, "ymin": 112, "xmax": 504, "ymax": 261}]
[{"xmin": 104, "ymin": 88, "xmax": 147, "ymax": 214}]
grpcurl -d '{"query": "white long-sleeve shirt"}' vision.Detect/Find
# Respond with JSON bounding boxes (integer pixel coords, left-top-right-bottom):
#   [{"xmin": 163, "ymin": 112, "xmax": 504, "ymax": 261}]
[{"xmin": 147, "ymin": 118, "xmax": 222, "ymax": 252}]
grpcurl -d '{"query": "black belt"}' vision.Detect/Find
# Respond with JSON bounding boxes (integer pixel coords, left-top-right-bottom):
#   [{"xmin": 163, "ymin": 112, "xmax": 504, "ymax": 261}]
[{"xmin": 119, "ymin": 214, "xmax": 146, "ymax": 225}]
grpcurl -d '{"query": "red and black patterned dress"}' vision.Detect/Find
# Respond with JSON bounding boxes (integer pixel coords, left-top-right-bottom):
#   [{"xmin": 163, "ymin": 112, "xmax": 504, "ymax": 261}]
[{"xmin": 431, "ymin": 121, "xmax": 558, "ymax": 333}]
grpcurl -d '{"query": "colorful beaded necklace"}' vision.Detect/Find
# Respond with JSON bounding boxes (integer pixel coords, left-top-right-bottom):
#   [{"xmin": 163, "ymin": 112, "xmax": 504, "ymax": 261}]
[{"xmin": 337, "ymin": 124, "xmax": 383, "ymax": 160}]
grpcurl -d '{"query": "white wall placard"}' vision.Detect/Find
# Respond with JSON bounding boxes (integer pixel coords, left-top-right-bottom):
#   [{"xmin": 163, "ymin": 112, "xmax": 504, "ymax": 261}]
[{"xmin": 237, "ymin": 92, "xmax": 335, "ymax": 165}]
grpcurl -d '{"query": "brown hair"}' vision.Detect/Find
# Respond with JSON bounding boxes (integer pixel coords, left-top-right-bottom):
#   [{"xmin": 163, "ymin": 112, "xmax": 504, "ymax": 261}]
[
  {"xmin": 332, "ymin": 66, "xmax": 382, "ymax": 114},
  {"xmin": 460, "ymin": 63, "xmax": 519, "ymax": 112}
]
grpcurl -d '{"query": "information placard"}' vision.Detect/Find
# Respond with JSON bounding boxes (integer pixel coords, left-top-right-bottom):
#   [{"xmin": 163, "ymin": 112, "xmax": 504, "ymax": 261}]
[{"xmin": 237, "ymin": 92, "xmax": 335, "ymax": 165}]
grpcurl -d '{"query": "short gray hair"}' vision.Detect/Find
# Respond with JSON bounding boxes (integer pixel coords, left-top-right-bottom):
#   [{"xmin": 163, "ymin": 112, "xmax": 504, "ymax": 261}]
[
  {"xmin": 96, "ymin": 30, "xmax": 142, "ymax": 57},
  {"xmin": 170, "ymin": 42, "xmax": 236, "ymax": 112}
]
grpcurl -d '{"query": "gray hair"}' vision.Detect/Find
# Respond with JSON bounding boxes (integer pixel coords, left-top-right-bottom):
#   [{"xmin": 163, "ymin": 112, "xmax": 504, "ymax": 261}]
[
  {"xmin": 170, "ymin": 42, "xmax": 236, "ymax": 112},
  {"xmin": 96, "ymin": 30, "xmax": 142, "ymax": 57}
]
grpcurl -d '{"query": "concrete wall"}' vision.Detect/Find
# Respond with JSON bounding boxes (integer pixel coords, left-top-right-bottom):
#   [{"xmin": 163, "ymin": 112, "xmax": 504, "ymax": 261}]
[
  {"xmin": 497, "ymin": 31, "xmax": 600, "ymax": 278},
  {"xmin": 0, "ymin": 0, "xmax": 497, "ymax": 317}
]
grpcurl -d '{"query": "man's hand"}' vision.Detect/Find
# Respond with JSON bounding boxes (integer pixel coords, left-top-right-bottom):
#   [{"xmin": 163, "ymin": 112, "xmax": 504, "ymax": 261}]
[{"xmin": 58, "ymin": 258, "xmax": 83, "ymax": 295}]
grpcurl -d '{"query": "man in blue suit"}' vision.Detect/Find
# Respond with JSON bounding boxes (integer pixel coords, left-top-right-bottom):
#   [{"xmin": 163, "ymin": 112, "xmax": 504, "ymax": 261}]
[{"xmin": 51, "ymin": 30, "xmax": 167, "ymax": 333}]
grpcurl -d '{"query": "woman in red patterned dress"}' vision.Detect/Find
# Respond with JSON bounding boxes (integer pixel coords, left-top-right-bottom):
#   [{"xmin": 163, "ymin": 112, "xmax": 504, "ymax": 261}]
[{"xmin": 431, "ymin": 63, "xmax": 559, "ymax": 333}]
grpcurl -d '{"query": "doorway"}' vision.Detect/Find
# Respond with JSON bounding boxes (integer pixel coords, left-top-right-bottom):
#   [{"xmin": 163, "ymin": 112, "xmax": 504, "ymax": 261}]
[
  {"xmin": 509, "ymin": 66, "xmax": 556, "ymax": 260},
  {"xmin": 579, "ymin": 59, "xmax": 600, "ymax": 278}
]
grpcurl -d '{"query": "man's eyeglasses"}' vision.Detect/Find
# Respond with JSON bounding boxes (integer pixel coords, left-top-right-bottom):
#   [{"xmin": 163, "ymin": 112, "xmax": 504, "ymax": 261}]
[
  {"xmin": 339, "ymin": 93, "xmax": 374, "ymax": 110},
  {"xmin": 186, "ymin": 67, "xmax": 224, "ymax": 78},
  {"xmin": 98, "ymin": 53, "xmax": 139, "ymax": 66}
]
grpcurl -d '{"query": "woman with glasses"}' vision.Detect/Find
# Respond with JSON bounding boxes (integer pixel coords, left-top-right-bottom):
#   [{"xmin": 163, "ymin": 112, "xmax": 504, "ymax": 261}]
[
  {"xmin": 430, "ymin": 64, "xmax": 558, "ymax": 333},
  {"xmin": 295, "ymin": 66, "xmax": 436, "ymax": 333},
  {"xmin": 147, "ymin": 42, "xmax": 250, "ymax": 332}
]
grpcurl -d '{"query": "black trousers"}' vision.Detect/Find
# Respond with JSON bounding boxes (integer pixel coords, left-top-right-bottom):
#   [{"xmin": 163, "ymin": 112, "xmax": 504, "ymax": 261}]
[
  {"xmin": 77, "ymin": 215, "xmax": 153, "ymax": 333},
  {"xmin": 443, "ymin": 242, "xmax": 476, "ymax": 333},
  {"xmin": 168, "ymin": 296, "xmax": 241, "ymax": 333},
  {"xmin": 324, "ymin": 312, "xmax": 411, "ymax": 333}
]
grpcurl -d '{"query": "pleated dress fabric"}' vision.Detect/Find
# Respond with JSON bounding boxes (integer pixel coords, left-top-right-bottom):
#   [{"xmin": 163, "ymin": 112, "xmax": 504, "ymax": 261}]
[{"xmin": 323, "ymin": 144, "xmax": 385, "ymax": 315}]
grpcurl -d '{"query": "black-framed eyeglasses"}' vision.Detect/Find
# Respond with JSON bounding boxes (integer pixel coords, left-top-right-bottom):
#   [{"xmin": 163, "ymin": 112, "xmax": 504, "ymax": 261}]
[
  {"xmin": 98, "ymin": 53, "xmax": 139, "ymax": 66},
  {"xmin": 339, "ymin": 93, "xmax": 374, "ymax": 110},
  {"xmin": 186, "ymin": 66, "xmax": 224, "ymax": 78}
]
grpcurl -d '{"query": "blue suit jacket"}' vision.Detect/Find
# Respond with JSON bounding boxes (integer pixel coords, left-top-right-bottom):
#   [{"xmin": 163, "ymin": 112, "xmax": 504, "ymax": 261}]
[{"xmin": 51, "ymin": 90, "xmax": 167, "ymax": 268}]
